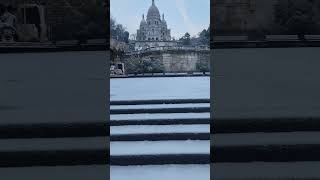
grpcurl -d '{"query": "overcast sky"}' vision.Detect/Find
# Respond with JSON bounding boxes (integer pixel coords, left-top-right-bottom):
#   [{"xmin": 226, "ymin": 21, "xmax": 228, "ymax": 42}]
[{"xmin": 110, "ymin": 0, "xmax": 210, "ymax": 39}]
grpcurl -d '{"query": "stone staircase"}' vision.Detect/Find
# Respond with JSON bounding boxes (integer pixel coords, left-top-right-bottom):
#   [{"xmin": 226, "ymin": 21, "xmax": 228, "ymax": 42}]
[
  {"xmin": 110, "ymin": 99, "xmax": 210, "ymax": 169},
  {"xmin": 213, "ymin": 117, "xmax": 320, "ymax": 180}
]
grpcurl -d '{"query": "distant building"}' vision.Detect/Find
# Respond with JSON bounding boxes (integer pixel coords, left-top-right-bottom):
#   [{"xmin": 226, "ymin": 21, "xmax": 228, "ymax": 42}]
[{"xmin": 135, "ymin": 0, "xmax": 177, "ymax": 50}]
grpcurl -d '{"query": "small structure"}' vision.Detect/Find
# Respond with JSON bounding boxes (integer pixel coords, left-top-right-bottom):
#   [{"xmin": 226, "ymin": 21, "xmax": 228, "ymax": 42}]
[{"xmin": 110, "ymin": 62, "xmax": 125, "ymax": 75}]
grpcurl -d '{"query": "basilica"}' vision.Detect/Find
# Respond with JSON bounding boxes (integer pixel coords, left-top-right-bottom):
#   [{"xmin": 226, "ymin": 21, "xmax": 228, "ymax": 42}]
[{"xmin": 135, "ymin": 0, "xmax": 177, "ymax": 50}]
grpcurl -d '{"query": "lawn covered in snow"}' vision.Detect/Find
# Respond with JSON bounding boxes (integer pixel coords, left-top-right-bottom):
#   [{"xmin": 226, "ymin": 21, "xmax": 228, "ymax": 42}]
[{"xmin": 110, "ymin": 76, "xmax": 210, "ymax": 100}]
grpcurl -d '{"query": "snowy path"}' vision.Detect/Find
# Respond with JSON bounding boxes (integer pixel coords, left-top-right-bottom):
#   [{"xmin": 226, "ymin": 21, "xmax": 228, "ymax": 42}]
[
  {"xmin": 111, "ymin": 112, "xmax": 210, "ymax": 120},
  {"xmin": 111, "ymin": 165, "xmax": 210, "ymax": 180},
  {"xmin": 110, "ymin": 77, "xmax": 209, "ymax": 100},
  {"xmin": 111, "ymin": 103, "xmax": 210, "ymax": 109},
  {"xmin": 111, "ymin": 124, "xmax": 209, "ymax": 135},
  {"xmin": 111, "ymin": 140, "xmax": 209, "ymax": 155},
  {"xmin": 110, "ymin": 164, "xmax": 210, "ymax": 180}
]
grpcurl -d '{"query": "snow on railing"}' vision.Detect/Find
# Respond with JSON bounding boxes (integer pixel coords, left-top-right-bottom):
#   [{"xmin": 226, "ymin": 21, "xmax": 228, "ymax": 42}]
[{"xmin": 126, "ymin": 45, "xmax": 209, "ymax": 55}]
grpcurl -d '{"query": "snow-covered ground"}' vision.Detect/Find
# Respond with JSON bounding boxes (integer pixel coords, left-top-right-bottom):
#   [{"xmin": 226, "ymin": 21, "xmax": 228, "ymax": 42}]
[
  {"xmin": 111, "ymin": 140, "xmax": 209, "ymax": 155},
  {"xmin": 111, "ymin": 165, "xmax": 210, "ymax": 180},
  {"xmin": 111, "ymin": 112, "xmax": 210, "ymax": 120},
  {"xmin": 111, "ymin": 103, "xmax": 210, "ymax": 109},
  {"xmin": 110, "ymin": 77, "xmax": 210, "ymax": 180},
  {"xmin": 111, "ymin": 125, "xmax": 209, "ymax": 135},
  {"xmin": 110, "ymin": 77, "xmax": 210, "ymax": 100}
]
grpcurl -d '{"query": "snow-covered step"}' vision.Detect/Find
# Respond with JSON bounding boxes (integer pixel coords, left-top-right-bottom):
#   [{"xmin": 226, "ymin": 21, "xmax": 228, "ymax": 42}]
[
  {"xmin": 110, "ymin": 118, "xmax": 210, "ymax": 126},
  {"xmin": 214, "ymin": 131, "xmax": 320, "ymax": 146},
  {"xmin": 0, "ymin": 137, "xmax": 107, "ymax": 167},
  {"xmin": 111, "ymin": 103, "xmax": 210, "ymax": 109},
  {"xmin": 110, "ymin": 107, "xmax": 210, "ymax": 114},
  {"xmin": 111, "ymin": 125, "xmax": 209, "ymax": 135},
  {"xmin": 0, "ymin": 137, "xmax": 106, "ymax": 151},
  {"xmin": 213, "ymin": 132, "xmax": 320, "ymax": 162},
  {"xmin": 214, "ymin": 162, "xmax": 320, "ymax": 180},
  {"xmin": 0, "ymin": 165, "xmax": 107, "ymax": 180},
  {"xmin": 111, "ymin": 140, "xmax": 209, "ymax": 155},
  {"xmin": 110, "ymin": 99, "xmax": 210, "ymax": 105},
  {"xmin": 214, "ymin": 117, "xmax": 320, "ymax": 133},
  {"xmin": 111, "ymin": 154, "xmax": 210, "ymax": 165},
  {"xmin": 111, "ymin": 165, "xmax": 209, "ymax": 180},
  {"xmin": 111, "ymin": 113, "xmax": 210, "ymax": 120},
  {"xmin": 0, "ymin": 121, "xmax": 107, "ymax": 138},
  {"xmin": 111, "ymin": 133, "xmax": 209, "ymax": 141}
]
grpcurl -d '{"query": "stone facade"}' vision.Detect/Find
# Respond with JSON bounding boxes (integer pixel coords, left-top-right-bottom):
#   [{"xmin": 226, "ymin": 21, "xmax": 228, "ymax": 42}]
[
  {"xmin": 137, "ymin": 0, "xmax": 171, "ymax": 41},
  {"xmin": 134, "ymin": 0, "xmax": 176, "ymax": 50}
]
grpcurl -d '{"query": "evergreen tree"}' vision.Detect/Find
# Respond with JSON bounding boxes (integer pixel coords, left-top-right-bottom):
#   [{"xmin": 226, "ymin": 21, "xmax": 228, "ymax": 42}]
[{"xmin": 180, "ymin": 32, "xmax": 191, "ymax": 45}]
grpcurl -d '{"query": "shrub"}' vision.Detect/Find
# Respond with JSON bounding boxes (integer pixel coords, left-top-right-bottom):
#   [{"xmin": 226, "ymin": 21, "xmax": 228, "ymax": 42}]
[{"xmin": 124, "ymin": 58, "xmax": 164, "ymax": 74}]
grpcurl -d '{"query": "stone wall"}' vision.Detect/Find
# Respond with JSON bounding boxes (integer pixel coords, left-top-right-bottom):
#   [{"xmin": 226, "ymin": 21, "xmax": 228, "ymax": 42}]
[
  {"xmin": 124, "ymin": 50, "xmax": 210, "ymax": 73},
  {"xmin": 162, "ymin": 52, "xmax": 199, "ymax": 72}
]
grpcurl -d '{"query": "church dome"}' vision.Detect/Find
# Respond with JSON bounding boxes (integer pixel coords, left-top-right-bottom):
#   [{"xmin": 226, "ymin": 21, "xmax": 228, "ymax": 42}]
[{"xmin": 147, "ymin": 0, "xmax": 160, "ymax": 20}]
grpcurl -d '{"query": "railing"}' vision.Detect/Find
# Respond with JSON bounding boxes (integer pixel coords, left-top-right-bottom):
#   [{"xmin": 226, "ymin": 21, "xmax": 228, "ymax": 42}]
[
  {"xmin": 110, "ymin": 72, "xmax": 210, "ymax": 78},
  {"xmin": 126, "ymin": 45, "xmax": 210, "ymax": 55}
]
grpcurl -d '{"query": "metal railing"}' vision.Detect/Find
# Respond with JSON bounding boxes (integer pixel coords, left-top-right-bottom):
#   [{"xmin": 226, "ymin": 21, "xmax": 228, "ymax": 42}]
[{"xmin": 126, "ymin": 45, "xmax": 210, "ymax": 55}]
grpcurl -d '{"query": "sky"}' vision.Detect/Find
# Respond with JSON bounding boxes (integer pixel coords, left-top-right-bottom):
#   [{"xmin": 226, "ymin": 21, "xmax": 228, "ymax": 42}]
[{"xmin": 110, "ymin": 0, "xmax": 210, "ymax": 39}]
